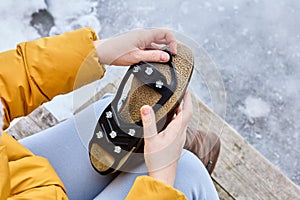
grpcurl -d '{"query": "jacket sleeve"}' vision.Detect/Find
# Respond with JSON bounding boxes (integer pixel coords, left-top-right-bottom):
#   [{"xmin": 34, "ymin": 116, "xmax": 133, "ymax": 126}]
[
  {"xmin": 1, "ymin": 132, "xmax": 68, "ymax": 200},
  {"xmin": 126, "ymin": 176, "xmax": 187, "ymax": 200},
  {"xmin": 0, "ymin": 27, "xmax": 105, "ymax": 129},
  {"xmin": 0, "ymin": 28, "xmax": 105, "ymax": 199},
  {"xmin": 0, "ymin": 143, "xmax": 10, "ymax": 200}
]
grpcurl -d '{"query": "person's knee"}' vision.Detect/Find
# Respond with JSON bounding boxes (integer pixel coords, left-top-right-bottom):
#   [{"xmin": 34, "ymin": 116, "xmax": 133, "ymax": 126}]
[
  {"xmin": 179, "ymin": 149, "xmax": 208, "ymax": 173},
  {"xmin": 175, "ymin": 150, "xmax": 218, "ymax": 199}
]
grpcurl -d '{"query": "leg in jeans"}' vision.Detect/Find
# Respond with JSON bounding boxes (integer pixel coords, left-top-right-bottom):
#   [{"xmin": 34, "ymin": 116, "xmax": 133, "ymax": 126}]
[
  {"xmin": 20, "ymin": 95, "xmax": 116, "ymax": 200},
  {"xmin": 94, "ymin": 149, "xmax": 219, "ymax": 200}
]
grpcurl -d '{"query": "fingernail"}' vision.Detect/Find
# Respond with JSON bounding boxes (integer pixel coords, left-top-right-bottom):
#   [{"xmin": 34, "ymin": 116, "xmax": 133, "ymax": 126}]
[
  {"xmin": 141, "ymin": 105, "xmax": 151, "ymax": 116},
  {"xmin": 160, "ymin": 53, "xmax": 169, "ymax": 61}
]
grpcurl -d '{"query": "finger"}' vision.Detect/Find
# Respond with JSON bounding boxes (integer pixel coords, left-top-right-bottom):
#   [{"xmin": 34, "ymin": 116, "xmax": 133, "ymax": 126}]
[
  {"xmin": 149, "ymin": 40, "xmax": 177, "ymax": 55},
  {"xmin": 147, "ymin": 41, "xmax": 177, "ymax": 56},
  {"xmin": 150, "ymin": 29, "xmax": 176, "ymax": 44},
  {"xmin": 147, "ymin": 29, "xmax": 177, "ymax": 54},
  {"xmin": 181, "ymin": 92, "xmax": 193, "ymax": 124},
  {"xmin": 170, "ymin": 92, "xmax": 193, "ymax": 129},
  {"xmin": 145, "ymin": 43, "xmax": 165, "ymax": 50},
  {"xmin": 140, "ymin": 105, "xmax": 157, "ymax": 139},
  {"xmin": 163, "ymin": 112, "xmax": 187, "ymax": 145},
  {"xmin": 177, "ymin": 102, "xmax": 183, "ymax": 114},
  {"xmin": 169, "ymin": 41, "xmax": 177, "ymax": 55},
  {"xmin": 172, "ymin": 104, "xmax": 182, "ymax": 120},
  {"xmin": 134, "ymin": 49, "xmax": 170, "ymax": 63}
]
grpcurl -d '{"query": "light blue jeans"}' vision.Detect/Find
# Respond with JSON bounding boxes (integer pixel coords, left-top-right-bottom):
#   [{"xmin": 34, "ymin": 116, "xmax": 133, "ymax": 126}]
[{"xmin": 20, "ymin": 95, "xmax": 219, "ymax": 200}]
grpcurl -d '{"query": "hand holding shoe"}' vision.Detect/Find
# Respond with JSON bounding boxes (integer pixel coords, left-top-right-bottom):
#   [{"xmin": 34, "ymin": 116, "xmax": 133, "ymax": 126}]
[
  {"xmin": 140, "ymin": 92, "xmax": 193, "ymax": 186},
  {"xmin": 93, "ymin": 28, "xmax": 177, "ymax": 66}
]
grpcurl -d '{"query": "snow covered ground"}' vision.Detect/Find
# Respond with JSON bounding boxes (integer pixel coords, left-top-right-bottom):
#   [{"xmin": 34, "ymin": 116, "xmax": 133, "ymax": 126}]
[{"xmin": 0, "ymin": 0, "xmax": 299, "ymax": 185}]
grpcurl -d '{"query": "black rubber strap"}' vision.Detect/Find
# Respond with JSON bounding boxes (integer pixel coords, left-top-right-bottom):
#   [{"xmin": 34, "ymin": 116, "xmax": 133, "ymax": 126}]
[
  {"xmin": 111, "ymin": 50, "xmax": 177, "ymax": 120},
  {"xmin": 89, "ymin": 105, "xmax": 144, "ymax": 175}
]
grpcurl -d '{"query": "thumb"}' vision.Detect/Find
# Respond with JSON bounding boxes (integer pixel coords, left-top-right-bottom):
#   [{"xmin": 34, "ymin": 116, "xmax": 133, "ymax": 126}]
[
  {"xmin": 140, "ymin": 105, "xmax": 157, "ymax": 139},
  {"xmin": 137, "ymin": 50, "xmax": 170, "ymax": 63}
]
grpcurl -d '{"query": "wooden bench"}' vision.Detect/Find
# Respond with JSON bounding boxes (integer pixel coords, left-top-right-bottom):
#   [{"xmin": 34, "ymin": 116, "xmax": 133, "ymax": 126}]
[{"xmin": 6, "ymin": 80, "xmax": 300, "ymax": 199}]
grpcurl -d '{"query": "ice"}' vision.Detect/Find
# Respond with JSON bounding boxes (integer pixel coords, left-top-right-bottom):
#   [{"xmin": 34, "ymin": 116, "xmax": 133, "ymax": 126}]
[
  {"xmin": 233, "ymin": 5, "xmax": 239, "ymax": 10},
  {"xmin": 0, "ymin": 0, "xmax": 299, "ymax": 185},
  {"xmin": 217, "ymin": 6, "xmax": 225, "ymax": 12},
  {"xmin": 239, "ymin": 96, "xmax": 271, "ymax": 118}
]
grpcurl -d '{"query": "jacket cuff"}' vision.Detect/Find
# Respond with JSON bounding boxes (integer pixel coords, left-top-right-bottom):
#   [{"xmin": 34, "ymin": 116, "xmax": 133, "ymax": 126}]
[{"xmin": 126, "ymin": 176, "xmax": 186, "ymax": 200}]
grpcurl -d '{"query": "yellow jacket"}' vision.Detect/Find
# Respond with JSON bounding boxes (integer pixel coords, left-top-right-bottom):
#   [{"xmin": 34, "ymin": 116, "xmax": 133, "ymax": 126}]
[{"xmin": 0, "ymin": 28, "xmax": 187, "ymax": 199}]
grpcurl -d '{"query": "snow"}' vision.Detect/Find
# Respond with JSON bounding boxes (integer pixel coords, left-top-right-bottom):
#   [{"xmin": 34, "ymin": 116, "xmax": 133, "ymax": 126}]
[
  {"xmin": 47, "ymin": 0, "xmax": 101, "ymax": 36},
  {"xmin": 0, "ymin": 0, "xmax": 299, "ymax": 185},
  {"xmin": 0, "ymin": 0, "xmax": 46, "ymax": 51},
  {"xmin": 239, "ymin": 96, "xmax": 271, "ymax": 118},
  {"xmin": 0, "ymin": 0, "xmax": 101, "ymax": 51}
]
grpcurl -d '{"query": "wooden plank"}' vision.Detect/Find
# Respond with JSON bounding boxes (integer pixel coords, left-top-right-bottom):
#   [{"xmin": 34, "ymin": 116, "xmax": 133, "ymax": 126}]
[
  {"xmin": 74, "ymin": 83, "xmax": 117, "ymax": 115},
  {"xmin": 5, "ymin": 116, "xmax": 43, "ymax": 140},
  {"xmin": 213, "ymin": 179, "xmax": 235, "ymax": 200},
  {"xmin": 5, "ymin": 106, "xmax": 59, "ymax": 140},
  {"xmin": 28, "ymin": 104, "xmax": 60, "ymax": 129}
]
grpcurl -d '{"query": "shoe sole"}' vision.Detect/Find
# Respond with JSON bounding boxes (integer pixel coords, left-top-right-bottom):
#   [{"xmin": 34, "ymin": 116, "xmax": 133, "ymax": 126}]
[{"xmin": 89, "ymin": 43, "xmax": 194, "ymax": 174}]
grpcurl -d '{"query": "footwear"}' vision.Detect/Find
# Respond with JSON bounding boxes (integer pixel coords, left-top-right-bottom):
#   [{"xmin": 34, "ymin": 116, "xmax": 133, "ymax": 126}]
[
  {"xmin": 184, "ymin": 127, "xmax": 221, "ymax": 174},
  {"xmin": 89, "ymin": 43, "xmax": 194, "ymax": 175}
]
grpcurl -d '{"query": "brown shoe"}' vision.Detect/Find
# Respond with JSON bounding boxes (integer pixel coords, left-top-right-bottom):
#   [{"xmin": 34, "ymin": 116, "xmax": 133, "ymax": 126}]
[{"xmin": 184, "ymin": 127, "xmax": 221, "ymax": 174}]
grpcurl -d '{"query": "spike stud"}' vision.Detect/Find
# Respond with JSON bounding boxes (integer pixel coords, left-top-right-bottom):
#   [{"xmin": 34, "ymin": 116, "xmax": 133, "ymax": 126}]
[
  {"xmin": 133, "ymin": 66, "xmax": 141, "ymax": 73},
  {"xmin": 128, "ymin": 129, "xmax": 136, "ymax": 136},
  {"xmin": 109, "ymin": 131, "xmax": 117, "ymax": 138},
  {"xmin": 106, "ymin": 111, "xmax": 112, "ymax": 118},
  {"xmin": 155, "ymin": 80, "xmax": 164, "ymax": 88},
  {"xmin": 96, "ymin": 131, "xmax": 103, "ymax": 139},
  {"xmin": 145, "ymin": 67, "xmax": 153, "ymax": 75},
  {"xmin": 114, "ymin": 146, "xmax": 121, "ymax": 154}
]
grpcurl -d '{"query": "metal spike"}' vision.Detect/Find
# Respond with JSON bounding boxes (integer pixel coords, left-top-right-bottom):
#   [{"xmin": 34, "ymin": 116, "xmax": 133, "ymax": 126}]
[
  {"xmin": 145, "ymin": 67, "xmax": 153, "ymax": 75},
  {"xmin": 155, "ymin": 80, "xmax": 164, "ymax": 88},
  {"xmin": 106, "ymin": 111, "xmax": 112, "ymax": 118},
  {"xmin": 114, "ymin": 146, "xmax": 121, "ymax": 154},
  {"xmin": 109, "ymin": 131, "xmax": 117, "ymax": 138},
  {"xmin": 96, "ymin": 131, "xmax": 103, "ymax": 139},
  {"xmin": 128, "ymin": 129, "xmax": 136, "ymax": 136}
]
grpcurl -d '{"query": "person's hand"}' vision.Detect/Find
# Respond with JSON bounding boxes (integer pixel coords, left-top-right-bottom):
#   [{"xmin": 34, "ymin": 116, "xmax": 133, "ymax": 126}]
[
  {"xmin": 93, "ymin": 28, "xmax": 177, "ymax": 66},
  {"xmin": 140, "ymin": 92, "xmax": 193, "ymax": 186}
]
